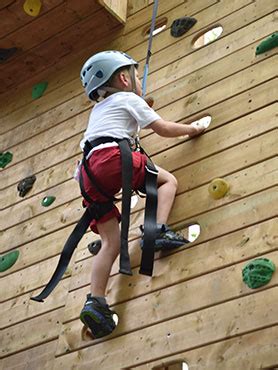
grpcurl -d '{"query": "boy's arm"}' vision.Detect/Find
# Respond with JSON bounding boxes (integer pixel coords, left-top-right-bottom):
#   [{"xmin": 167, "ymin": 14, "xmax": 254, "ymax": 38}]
[{"xmin": 148, "ymin": 118, "xmax": 205, "ymax": 138}]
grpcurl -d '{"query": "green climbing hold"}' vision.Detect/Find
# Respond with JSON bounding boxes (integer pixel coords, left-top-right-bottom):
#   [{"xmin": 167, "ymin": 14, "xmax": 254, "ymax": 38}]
[
  {"xmin": 32, "ymin": 81, "xmax": 48, "ymax": 99},
  {"xmin": 41, "ymin": 196, "xmax": 56, "ymax": 207},
  {"xmin": 256, "ymin": 32, "xmax": 278, "ymax": 55},
  {"xmin": 0, "ymin": 250, "xmax": 20, "ymax": 272},
  {"xmin": 0, "ymin": 151, "xmax": 13, "ymax": 168},
  {"xmin": 242, "ymin": 258, "xmax": 276, "ymax": 289}
]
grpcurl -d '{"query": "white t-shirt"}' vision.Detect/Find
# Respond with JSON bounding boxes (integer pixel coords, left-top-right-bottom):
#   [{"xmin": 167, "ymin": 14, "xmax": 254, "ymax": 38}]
[{"xmin": 80, "ymin": 92, "xmax": 161, "ymax": 149}]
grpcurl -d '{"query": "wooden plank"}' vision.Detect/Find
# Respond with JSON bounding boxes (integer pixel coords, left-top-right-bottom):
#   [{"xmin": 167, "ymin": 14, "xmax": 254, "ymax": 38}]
[
  {"xmin": 98, "ymin": 0, "xmax": 128, "ymax": 24},
  {"xmin": 0, "ymin": 7, "xmax": 121, "ymax": 95},
  {"xmin": 1, "ymin": 56, "xmax": 275, "ymax": 191},
  {"xmin": 1, "ymin": 129, "xmax": 276, "ymax": 254},
  {"xmin": 0, "ymin": 85, "xmax": 91, "ymax": 153},
  {"xmin": 0, "ymin": 0, "xmax": 212, "ymax": 132},
  {"xmin": 127, "ymin": 0, "xmax": 153, "ymax": 17},
  {"xmin": 56, "ymin": 251, "xmax": 278, "ymax": 355},
  {"xmin": 147, "ymin": 25, "xmax": 277, "ymax": 109},
  {"xmin": 1, "ymin": 29, "xmax": 273, "ymax": 166},
  {"xmin": 0, "ymin": 0, "xmax": 65, "ymax": 39},
  {"xmin": 0, "ymin": 0, "xmax": 183, "ymax": 118},
  {"xmin": 155, "ymin": 56, "xmax": 276, "ymax": 127},
  {"xmin": 1, "ymin": 308, "xmax": 64, "ymax": 358},
  {"xmin": 0, "ymin": 0, "xmax": 274, "ymax": 137},
  {"xmin": 0, "ymin": 340, "xmax": 57, "ymax": 370},
  {"xmin": 1, "ymin": 104, "xmax": 275, "ymax": 231},
  {"xmin": 0, "ymin": 2, "xmax": 272, "ymax": 120},
  {"xmin": 0, "ymin": 279, "xmax": 69, "ymax": 329},
  {"xmin": 1, "ymin": 0, "xmax": 101, "ymax": 51},
  {"xmin": 135, "ymin": 326, "xmax": 278, "ymax": 370},
  {"xmin": 0, "ymin": 256, "xmax": 72, "ymax": 302},
  {"xmin": 131, "ymin": 0, "xmax": 276, "ymax": 74},
  {"xmin": 69, "ymin": 164, "xmax": 278, "ymax": 293},
  {"xmin": 62, "ymin": 218, "xmax": 277, "ymax": 322},
  {"xmin": 0, "ymin": 221, "xmax": 94, "ymax": 277},
  {"xmin": 52, "ymin": 288, "xmax": 278, "ymax": 369},
  {"xmin": 1, "ymin": 79, "xmax": 276, "ymax": 212}
]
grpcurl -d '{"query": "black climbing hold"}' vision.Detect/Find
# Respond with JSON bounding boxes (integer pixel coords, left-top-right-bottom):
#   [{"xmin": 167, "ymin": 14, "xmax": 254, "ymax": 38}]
[
  {"xmin": 88, "ymin": 239, "xmax": 102, "ymax": 255},
  {"xmin": 0, "ymin": 47, "xmax": 18, "ymax": 63},
  {"xmin": 41, "ymin": 196, "xmax": 56, "ymax": 207},
  {"xmin": 0, "ymin": 250, "xmax": 20, "ymax": 272},
  {"xmin": 170, "ymin": 16, "xmax": 197, "ymax": 37},
  {"xmin": 17, "ymin": 175, "xmax": 36, "ymax": 197},
  {"xmin": 32, "ymin": 81, "xmax": 48, "ymax": 99},
  {"xmin": 0, "ymin": 151, "xmax": 13, "ymax": 168},
  {"xmin": 256, "ymin": 32, "xmax": 278, "ymax": 55}
]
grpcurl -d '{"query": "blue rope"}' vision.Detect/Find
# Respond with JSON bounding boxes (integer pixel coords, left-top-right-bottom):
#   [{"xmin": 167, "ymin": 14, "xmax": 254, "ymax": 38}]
[{"xmin": 142, "ymin": 0, "xmax": 159, "ymax": 97}]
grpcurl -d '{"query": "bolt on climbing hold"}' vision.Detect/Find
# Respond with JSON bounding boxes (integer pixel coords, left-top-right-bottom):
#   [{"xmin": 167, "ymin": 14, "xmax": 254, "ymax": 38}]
[
  {"xmin": 17, "ymin": 175, "xmax": 36, "ymax": 197},
  {"xmin": 0, "ymin": 250, "xmax": 20, "ymax": 272},
  {"xmin": 41, "ymin": 196, "xmax": 56, "ymax": 207},
  {"xmin": 256, "ymin": 32, "xmax": 278, "ymax": 55},
  {"xmin": 208, "ymin": 178, "xmax": 229, "ymax": 199},
  {"xmin": 32, "ymin": 81, "xmax": 48, "ymax": 99},
  {"xmin": 23, "ymin": 0, "xmax": 42, "ymax": 17},
  {"xmin": 0, "ymin": 151, "xmax": 13, "ymax": 168},
  {"xmin": 242, "ymin": 258, "xmax": 276, "ymax": 289},
  {"xmin": 88, "ymin": 240, "xmax": 102, "ymax": 255},
  {"xmin": 170, "ymin": 16, "xmax": 197, "ymax": 37},
  {"xmin": 0, "ymin": 47, "xmax": 18, "ymax": 63}
]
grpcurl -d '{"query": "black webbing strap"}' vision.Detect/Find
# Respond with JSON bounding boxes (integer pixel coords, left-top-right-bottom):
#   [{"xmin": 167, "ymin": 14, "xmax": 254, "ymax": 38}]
[
  {"xmin": 31, "ymin": 202, "xmax": 114, "ymax": 302},
  {"xmin": 139, "ymin": 158, "xmax": 158, "ymax": 276},
  {"xmin": 31, "ymin": 208, "xmax": 93, "ymax": 302},
  {"xmin": 118, "ymin": 139, "xmax": 133, "ymax": 275}
]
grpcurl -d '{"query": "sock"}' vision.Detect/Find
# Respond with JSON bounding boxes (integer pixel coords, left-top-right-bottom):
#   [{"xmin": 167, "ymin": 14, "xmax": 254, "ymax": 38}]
[{"xmin": 93, "ymin": 296, "xmax": 107, "ymax": 306}]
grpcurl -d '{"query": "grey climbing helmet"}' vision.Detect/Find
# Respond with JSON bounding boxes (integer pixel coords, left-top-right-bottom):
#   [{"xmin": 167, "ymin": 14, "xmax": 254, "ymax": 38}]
[{"xmin": 80, "ymin": 50, "xmax": 138, "ymax": 101}]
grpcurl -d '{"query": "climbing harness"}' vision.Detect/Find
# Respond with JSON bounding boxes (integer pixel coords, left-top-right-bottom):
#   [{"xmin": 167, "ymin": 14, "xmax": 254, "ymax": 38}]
[{"xmin": 31, "ymin": 136, "xmax": 158, "ymax": 302}]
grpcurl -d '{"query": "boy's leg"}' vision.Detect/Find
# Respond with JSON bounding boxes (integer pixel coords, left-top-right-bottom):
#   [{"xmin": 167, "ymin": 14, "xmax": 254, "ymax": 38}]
[
  {"xmin": 90, "ymin": 217, "xmax": 120, "ymax": 297},
  {"xmin": 141, "ymin": 165, "xmax": 189, "ymax": 250},
  {"xmin": 156, "ymin": 165, "xmax": 178, "ymax": 224},
  {"xmin": 80, "ymin": 217, "xmax": 120, "ymax": 338}
]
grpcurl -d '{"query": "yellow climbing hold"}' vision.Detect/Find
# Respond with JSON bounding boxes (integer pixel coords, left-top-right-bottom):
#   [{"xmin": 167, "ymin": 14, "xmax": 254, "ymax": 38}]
[
  {"xmin": 208, "ymin": 178, "xmax": 229, "ymax": 199},
  {"xmin": 23, "ymin": 0, "xmax": 42, "ymax": 17}
]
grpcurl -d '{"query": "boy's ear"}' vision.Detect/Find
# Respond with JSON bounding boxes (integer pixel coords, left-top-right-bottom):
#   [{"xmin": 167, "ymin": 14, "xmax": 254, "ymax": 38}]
[{"xmin": 118, "ymin": 71, "xmax": 130, "ymax": 86}]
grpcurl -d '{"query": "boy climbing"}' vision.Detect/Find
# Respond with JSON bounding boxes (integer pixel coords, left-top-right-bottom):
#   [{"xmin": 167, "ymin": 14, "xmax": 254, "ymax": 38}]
[{"xmin": 78, "ymin": 50, "xmax": 205, "ymax": 339}]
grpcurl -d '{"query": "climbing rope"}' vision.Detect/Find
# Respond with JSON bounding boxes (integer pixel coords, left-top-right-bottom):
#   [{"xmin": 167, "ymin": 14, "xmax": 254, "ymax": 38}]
[{"xmin": 142, "ymin": 0, "xmax": 159, "ymax": 97}]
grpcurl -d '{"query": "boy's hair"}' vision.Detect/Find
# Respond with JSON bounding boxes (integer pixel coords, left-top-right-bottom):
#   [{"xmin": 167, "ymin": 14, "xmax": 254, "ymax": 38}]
[{"xmin": 107, "ymin": 65, "xmax": 132, "ymax": 88}]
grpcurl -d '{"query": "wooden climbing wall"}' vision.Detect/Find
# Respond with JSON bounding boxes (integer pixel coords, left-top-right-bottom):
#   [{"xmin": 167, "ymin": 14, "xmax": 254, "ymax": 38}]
[{"xmin": 1, "ymin": 0, "xmax": 277, "ymax": 369}]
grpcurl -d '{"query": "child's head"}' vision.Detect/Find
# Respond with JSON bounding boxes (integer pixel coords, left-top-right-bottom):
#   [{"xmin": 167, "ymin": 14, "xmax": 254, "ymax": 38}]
[{"xmin": 80, "ymin": 51, "xmax": 141, "ymax": 101}]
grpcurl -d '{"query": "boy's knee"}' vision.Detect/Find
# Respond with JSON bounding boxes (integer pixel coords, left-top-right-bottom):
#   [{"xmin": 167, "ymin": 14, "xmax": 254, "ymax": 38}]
[{"xmin": 169, "ymin": 173, "xmax": 178, "ymax": 190}]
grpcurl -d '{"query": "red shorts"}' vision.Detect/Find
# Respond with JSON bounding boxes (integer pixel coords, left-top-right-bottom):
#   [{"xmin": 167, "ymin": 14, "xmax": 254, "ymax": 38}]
[{"xmin": 81, "ymin": 147, "xmax": 147, "ymax": 233}]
